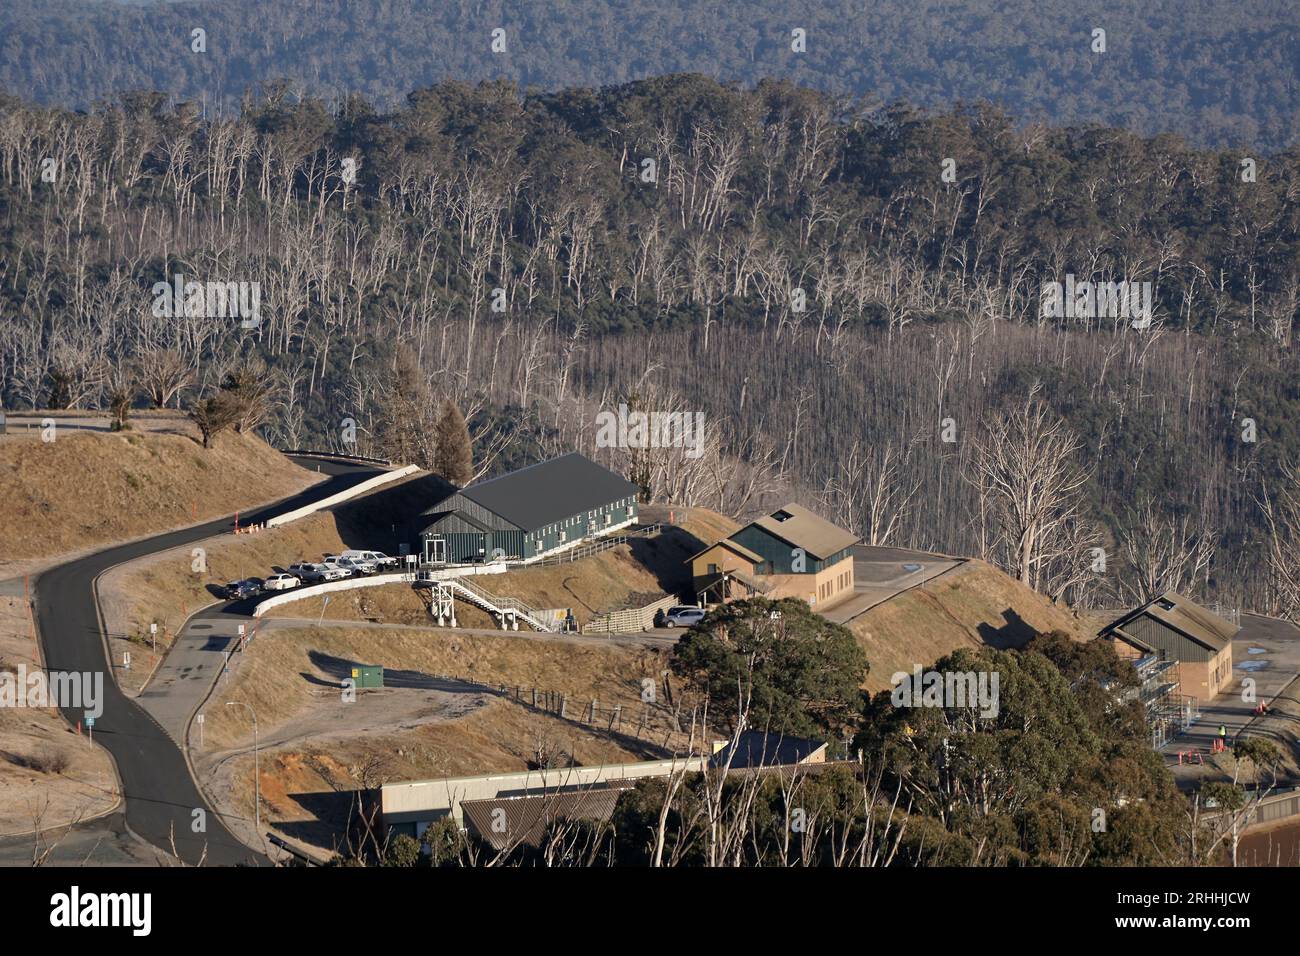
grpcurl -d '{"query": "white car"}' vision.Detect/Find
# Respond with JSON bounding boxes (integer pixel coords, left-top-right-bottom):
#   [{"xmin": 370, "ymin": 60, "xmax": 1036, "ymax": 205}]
[
  {"xmin": 663, "ymin": 606, "xmax": 706, "ymax": 627},
  {"xmin": 337, "ymin": 556, "xmax": 377, "ymax": 575},
  {"xmin": 263, "ymin": 573, "xmax": 301, "ymax": 592},
  {"xmin": 342, "ymin": 549, "xmax": 397, "ymax": 569},
  {"xmin": 317, "ymin": 565, "xmax": 351, "ymax": 582}
]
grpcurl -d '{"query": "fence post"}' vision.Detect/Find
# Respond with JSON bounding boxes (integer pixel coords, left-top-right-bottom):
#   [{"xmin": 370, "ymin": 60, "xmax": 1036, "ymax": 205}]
[{"xmin": 558, "ymin": 695, "xmax": 567, "ymax": 719}]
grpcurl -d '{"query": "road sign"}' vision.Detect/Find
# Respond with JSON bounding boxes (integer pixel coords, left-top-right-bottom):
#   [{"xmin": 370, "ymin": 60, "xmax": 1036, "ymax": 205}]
[{"xmin": 84, "ymin": 715, "xmax": 95, "ymax": 727}]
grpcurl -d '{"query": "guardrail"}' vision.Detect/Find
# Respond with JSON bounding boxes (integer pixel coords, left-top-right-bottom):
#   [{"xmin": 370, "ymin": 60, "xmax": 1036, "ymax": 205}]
[
  {"xmin": 251, "ymin": 571, "xmax": 416, "ymax": 617},
  {"xmin": 265, "ymin": 464, "xmax": 419, "ymax": 528},
  {"xmin": 279, "ymin": 448, "xmax": 393, "ymax": 465},
  {"xmin": 527, "ymin": 523, "xmax": 663, "ymax": 568}
]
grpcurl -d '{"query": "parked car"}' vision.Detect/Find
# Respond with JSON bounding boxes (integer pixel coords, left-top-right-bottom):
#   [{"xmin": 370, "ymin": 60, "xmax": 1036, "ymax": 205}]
[
  {"xmin": 317, "ymin": 565, "xmax": 351, "ymax": 582},
  {"xmin": 662, "ymin": 606, "xmax": 706, "ymax": 628},
  {"xmin": 337, "ymin": 556, "xmax": 377, "ymax": 576},
  {"xmin": 263, "ymin": 573, "xmax": 301, "ymax": 592},
  {"xmin": 223, "ymin": 579, "xmax": 262, "ymax": 600},
  {"xmin": 341, "ymin": 549, "xmax": 397, "ymax": 569},
  {"xmin": 287, "ymin": 562, "xmax": 318, "ymax": 580}
]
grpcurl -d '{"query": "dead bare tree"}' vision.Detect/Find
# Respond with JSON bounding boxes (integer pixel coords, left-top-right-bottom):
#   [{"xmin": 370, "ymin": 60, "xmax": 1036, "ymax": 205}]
[{"xmin": 967, "ymin": 387, "xmax": 1094, "ymax": 593}]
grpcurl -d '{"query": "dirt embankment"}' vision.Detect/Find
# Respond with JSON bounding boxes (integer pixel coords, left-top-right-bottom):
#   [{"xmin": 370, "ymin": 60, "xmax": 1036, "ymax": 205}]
[
  {"xmin": 98, "ymin": 468, "xmax": 437, "ymax": 694},
  {"xmin": 0, "ymin": 422, "xmax": 320, "ymax": 574},
  {"xmin": 849, "ymin": 559, "xmax": 1095, "ymax": 693}
]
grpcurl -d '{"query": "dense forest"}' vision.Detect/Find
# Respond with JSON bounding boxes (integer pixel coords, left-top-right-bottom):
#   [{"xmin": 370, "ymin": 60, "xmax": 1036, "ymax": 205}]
[
  {"xmin": 3, "ymin": 0, "xmax": 1298, "ymax": 150},
  {"xmin": 1, "ymin": 74, "xmax": 1299, "ymax": 616}
]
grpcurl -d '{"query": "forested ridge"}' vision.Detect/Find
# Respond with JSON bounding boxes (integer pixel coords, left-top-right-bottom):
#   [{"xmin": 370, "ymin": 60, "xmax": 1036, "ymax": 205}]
[
  {"xmin": 2, "ymin": 0, "xmax": 1298, "ymax": 150},
  {"xmin": 1, "ymin": 74, "xmax": 1299, "ymax": 616}
]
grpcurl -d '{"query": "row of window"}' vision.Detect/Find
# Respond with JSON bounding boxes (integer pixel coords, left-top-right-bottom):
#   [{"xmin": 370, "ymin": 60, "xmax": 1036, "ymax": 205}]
[{"xmin": 533, "ymin": 498, "xmax": 633, "ymax": 539}]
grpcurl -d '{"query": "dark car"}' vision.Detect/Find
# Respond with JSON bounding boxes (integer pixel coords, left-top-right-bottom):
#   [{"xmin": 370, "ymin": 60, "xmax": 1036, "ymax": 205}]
[{"xmin": 223, "ymin": 579, "xmax": 262, "ymax": 600}]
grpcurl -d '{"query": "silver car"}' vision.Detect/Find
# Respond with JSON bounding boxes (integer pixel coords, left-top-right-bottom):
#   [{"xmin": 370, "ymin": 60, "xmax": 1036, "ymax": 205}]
[{"xmin": 663, "ymin": 606, "xmax": 706, "ymax": 627}]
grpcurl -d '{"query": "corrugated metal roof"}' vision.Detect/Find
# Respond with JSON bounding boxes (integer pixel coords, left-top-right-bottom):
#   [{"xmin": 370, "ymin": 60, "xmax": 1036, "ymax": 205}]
[
  {"xmin": 745, "ymin": 503, "xmax": 859, "ymax": 560},
  {"xmin": 709, "ymin": 731, "xmax": 827, "ymax": 769},
  {"xmin": 1104, "ymin": 591, "xmax": 1237, "ymax": 654},
  {"xmin": 461, "ymin": 786, "xmax": 626, "ymax": 851},
  {"xmin": 440, "ymin": 453, "xmax": 640, "ymax": 533}
]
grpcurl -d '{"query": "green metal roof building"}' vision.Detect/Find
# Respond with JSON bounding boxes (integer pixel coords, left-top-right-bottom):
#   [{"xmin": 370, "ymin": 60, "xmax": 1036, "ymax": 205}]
[{"xmin": 413, "ymin": 453, "xmax": 640, "ymax": 564}]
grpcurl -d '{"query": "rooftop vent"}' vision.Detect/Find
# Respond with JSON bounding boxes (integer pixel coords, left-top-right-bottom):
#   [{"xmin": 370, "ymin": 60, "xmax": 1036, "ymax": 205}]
[{"xmin": 772, "ymin": 509, "xmax": 794, "ymax": 522}]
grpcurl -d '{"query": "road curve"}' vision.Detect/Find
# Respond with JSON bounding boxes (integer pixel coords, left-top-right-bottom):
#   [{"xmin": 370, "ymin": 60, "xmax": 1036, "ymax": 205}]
[{"xmin": 31, "ymin": 456, "xmax": 382, "ymax": 866}]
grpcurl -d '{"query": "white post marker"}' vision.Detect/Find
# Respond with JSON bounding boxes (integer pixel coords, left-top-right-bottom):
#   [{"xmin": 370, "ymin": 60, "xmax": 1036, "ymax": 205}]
[
  {"xmin": 196, "ymin": 713, "xmax": 204, "ymax": 749},
  {"xmin": 238, "ymin": 622, "xmax": 246, "ymax": 651},
  {"xmin": 123, "ymin": 651, "xmax": 131, "ymax": 671},
  {"xmin": 150, "ymin": 621, "xmax": 157, "ymax": 653},
  {"xmin": 318, "ymin": 594, "xmax": 330, "ymax": 626}
]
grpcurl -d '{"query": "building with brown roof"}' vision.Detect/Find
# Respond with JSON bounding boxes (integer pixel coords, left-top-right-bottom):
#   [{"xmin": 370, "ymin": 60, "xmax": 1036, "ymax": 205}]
[
  {"xmin": 1100, "ymin": 592, "xmax": 1237, "ymax": 703},
  {"xmin": 687, "ymin": 503, "xmax": 858, "ymax": 609}
]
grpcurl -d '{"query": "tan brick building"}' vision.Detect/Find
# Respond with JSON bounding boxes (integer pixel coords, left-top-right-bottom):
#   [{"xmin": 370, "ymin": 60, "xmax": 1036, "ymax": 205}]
[
  {"xmin": 1100, "ymin": 592, "xmax": 1237, "ymax": 704},
  {"xmin": 688, "ymin": 503, "xmax": 858, "ymax": 610}
]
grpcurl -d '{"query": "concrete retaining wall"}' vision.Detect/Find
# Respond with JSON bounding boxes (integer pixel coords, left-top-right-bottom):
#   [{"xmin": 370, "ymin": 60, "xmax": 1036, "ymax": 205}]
[{"xmin": 265, "ymin": 464, "xmax": 419, "ymax": 528}]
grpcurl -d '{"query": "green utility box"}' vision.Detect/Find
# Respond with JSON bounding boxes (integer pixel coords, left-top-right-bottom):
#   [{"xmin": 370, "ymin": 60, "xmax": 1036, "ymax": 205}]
[{"xmin": 351, "ymin": 665, "xmax": 384, "ymax": 689}]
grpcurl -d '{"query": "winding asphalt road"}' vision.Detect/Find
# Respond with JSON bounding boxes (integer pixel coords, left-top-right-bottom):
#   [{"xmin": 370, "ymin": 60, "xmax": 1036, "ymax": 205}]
[{"xmin": 30, "ymin": 457, "xmax": 382, "ymax": 866}]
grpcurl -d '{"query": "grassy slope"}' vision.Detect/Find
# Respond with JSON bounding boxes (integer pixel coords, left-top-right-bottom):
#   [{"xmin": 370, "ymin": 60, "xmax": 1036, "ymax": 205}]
[
  {"xmin": 0, "ymin": 425, "xmax": 320, "ymax": 567},
  {"xmin": 849, "ymin": 560, "xmax": 1095, "ymax": 693}
]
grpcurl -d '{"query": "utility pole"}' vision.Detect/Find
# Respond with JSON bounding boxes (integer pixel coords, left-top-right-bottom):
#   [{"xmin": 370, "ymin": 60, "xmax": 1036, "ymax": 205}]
[{"xmin": 226, "ymin": 701, "xmax": 260, "ymax": 841}]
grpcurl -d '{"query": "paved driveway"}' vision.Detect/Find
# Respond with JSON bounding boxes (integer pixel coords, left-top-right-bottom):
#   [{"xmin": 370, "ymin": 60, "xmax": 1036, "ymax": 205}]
[
  {"xmin": 822, "ymin": 545, "xmax": 963, "ymax": 625},
  {"xmin": 1162, "ymin": 613, "xmax": 1300, "ymax": 784}
]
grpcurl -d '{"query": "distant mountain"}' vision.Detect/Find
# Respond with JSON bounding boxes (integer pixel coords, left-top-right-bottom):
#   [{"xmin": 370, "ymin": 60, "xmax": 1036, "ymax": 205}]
[{"xmin": 1, "ymin": 0, "xmax": 1297, "ymax": 150}]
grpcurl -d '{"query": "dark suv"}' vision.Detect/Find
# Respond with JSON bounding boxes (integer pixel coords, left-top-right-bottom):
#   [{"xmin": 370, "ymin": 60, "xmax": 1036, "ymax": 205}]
[{"xmin": 223, "ymin": 579, "xmax": 262, "ymax": 600}]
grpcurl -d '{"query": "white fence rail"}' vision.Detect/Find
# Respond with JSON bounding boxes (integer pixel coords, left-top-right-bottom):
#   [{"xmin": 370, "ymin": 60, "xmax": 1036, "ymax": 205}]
[
  {"xmin": 265, "ymin": 464, "xmax": 419, "ymax": 529},
  {"xmin": 252, "ymin": 562, "xmax": 510, "ymax": 618}
]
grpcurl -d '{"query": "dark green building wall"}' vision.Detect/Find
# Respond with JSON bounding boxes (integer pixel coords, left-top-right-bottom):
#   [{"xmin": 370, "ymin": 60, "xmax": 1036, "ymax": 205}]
[{"xmin": 730, "ymin": 526, "xmax": 852, "ymax": 575}]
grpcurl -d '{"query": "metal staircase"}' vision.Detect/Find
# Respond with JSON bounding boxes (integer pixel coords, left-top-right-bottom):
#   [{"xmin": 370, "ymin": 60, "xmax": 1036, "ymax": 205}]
[{"xmin": 417, "ymin": 571, "xmax": 559, "ymax": 632}]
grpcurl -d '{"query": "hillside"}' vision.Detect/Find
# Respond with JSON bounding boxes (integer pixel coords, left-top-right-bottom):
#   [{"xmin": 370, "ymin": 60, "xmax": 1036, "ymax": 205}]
[
  {"xmin": 0, "ymin": 423, "xmax": 321, "ymax": 569},
  {"xmin": 848, "ymin": 560, "xmax": 1095, "ymax": 693},
  {"xmin": 3, "ymin": 0, "xmax": 1295, "ymax": 149}
]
